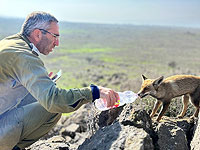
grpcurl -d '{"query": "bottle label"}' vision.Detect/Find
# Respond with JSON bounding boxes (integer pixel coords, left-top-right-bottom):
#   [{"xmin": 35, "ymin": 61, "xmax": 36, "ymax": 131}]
[{"xmin": 113, "ymin": 100, "xmax": 120, "ymax": 108}]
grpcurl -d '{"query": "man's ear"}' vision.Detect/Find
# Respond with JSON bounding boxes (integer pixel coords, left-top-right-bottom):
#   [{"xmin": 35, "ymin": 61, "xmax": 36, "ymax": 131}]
[
  {"xmin": 141, "ymin": 74, "xmax": 148, "ymax": 81},
  {"xmin": 31, "ymin": 29, "xmax": 42, "ymax": 42},
  {"xmin": 153, "ymin": 76, "xmax": 164, "ymax": 89}
]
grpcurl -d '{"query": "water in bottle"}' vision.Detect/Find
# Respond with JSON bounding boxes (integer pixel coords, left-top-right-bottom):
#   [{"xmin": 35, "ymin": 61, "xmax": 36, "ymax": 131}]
[{"xmin": 94, "ymin": 91, "xmax": 138, "ymax": 111}]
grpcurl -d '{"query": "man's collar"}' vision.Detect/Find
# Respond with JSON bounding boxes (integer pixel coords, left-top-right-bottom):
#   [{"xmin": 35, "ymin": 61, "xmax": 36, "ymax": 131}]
[
  {"xmin": 29, "ymin": 43, "xmax": 40, "ymax": 56},
  {"xmin": 18, "ymin": 33, "xmax": 40, "ymax": 56}
]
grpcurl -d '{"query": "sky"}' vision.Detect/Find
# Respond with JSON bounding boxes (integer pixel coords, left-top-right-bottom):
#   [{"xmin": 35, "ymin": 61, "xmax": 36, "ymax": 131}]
[{"xmin": 1, "ymin": 0, "xmax": 200, "ymax": 28}]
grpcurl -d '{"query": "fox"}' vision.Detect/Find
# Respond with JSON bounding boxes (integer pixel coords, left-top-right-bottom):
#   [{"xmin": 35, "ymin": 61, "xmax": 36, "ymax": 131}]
[{"xmin": 137, "ymin": 74, "xmax": 200, "ymax": 122}]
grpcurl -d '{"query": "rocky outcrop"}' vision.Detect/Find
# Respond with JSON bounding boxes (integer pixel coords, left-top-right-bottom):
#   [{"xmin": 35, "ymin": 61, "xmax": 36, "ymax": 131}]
[
  {"xmin": 79, "ymin": 104, "xmax": 195, "ymax": 150},
  {"xmin": 27, "ymin": 103, "xmax": 197, "ymax": 150}
]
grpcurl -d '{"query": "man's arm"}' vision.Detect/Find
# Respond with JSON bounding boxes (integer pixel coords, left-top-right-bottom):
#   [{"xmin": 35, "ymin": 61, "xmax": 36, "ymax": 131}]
[{"xmin": 13, "ymin": 53, "xmax": 93, "ymax": 113}]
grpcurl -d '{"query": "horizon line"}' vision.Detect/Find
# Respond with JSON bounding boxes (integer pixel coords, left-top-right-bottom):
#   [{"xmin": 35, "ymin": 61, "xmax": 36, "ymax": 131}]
[{"xmin": 0, "ymin": 15, "xmax": 200, "ymax": 29}]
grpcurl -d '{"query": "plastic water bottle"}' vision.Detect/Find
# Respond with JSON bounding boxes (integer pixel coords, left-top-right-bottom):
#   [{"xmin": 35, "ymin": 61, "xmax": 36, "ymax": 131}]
[{"xmin": 94, "ymin": 91, "xmax": 138, "ymax": 111}]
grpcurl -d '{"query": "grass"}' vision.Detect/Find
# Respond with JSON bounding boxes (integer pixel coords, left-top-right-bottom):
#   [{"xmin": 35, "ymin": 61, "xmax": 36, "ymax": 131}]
[
  {"xmin": 60, "ymin": 29, "xmax": 87, "ymax": 34},
  {"xmin": 62, "ymin": 48, "xmax": 111, "ymax": 54}
]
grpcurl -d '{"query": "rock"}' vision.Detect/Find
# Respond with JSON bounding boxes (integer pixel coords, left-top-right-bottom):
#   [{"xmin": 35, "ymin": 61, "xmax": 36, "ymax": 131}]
[
  {"xmin": 66, "ymin": 123, "xmax": 81, "ymax": 133},
  {"xmin": 78, "ymin": 122, "xmax": 154, "ymax": 150},
  {"xmin": 60, "ymin": 128, "xmax": 76, "ymax": 139},
  {"xmin": 156, "ymin": 119, "xmax": 189, "ymax": 150},
  {"xmin": 97, "ymin": 106, "xmax": 124, "ymax": 127},
  {"xmin": 128, "ymin": 109, "xmax": 154, "ymax": 135},
  {"xmin": 157, "ymin": 124, "xmax": 187, "ymax": 150},
  {"xmin": 34, "ymin": 104, "xmax": 94, "ymax": 150},
  {"xmin": 43, "ymin": 104, "xmax": 92, "ymax": 138},
  {"xmin": 124, "ymin": 128, "xmax": 154, "ymax": 150},
  {"xmin": 26, "ymin": 136, "xmax": 69, "ymax": 150},
  {"xmin": 48, "ymin": 136, "xmax": 66, "ymax": 143},
  {"xmin": 78, "ymin": 106, "xmax": 155, "ymax": 150}
]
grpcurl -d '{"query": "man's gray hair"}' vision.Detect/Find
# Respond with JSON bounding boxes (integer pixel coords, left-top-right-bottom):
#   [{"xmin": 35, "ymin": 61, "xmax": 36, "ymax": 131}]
[{"xmin": 21, "ymin": 11, "xmax": 58, "ymax": 37}]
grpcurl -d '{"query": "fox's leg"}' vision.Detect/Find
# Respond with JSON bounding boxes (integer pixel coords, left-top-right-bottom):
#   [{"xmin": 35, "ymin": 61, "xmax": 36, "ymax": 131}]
[
  {"xmin": 191, "ymin": 100, "xmax": 199, "ymax": 119},
  {"xmin": 194, "ymin": 107, "xmax": 200, "ymax": 118},
  {"xmin": 190, "ymin": 86, "xmax": 200, "ymax": 118},
  {"xmin": 190, "ymin": 96, "xmax": 200, "ymax": 118},
  {"xmin": 150, "ymin": 100, "xmax": 162, "ymax": 118},
  {"xmin": 177, "ymin": 95, "xmax": 189, "ymax": 118},
  {"xmin": 156, "ymin": 101, "xmax": 170, "ymax": 122}
]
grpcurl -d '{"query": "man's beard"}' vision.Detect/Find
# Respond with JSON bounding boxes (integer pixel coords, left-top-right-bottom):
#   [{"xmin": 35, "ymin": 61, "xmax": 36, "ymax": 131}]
[{"xmin": 36, "ymin": 35, "xmax": 51, "ymax": 55}]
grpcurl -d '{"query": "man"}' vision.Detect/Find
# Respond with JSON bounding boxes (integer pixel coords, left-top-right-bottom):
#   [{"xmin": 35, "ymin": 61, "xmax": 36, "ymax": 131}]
[{"xmin": 0, "ymin": 11, "xmax": 119, "ymax": 150}]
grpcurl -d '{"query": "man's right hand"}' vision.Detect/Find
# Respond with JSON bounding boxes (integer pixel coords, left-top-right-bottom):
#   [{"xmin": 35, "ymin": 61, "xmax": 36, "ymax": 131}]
[{"xmin": 98, "ymin": 86, "xmax": 119, "ymax": 107}]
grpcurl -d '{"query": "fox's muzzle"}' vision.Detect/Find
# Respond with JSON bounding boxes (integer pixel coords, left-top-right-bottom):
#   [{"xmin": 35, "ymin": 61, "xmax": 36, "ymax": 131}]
[{"xmin": 137, "ymin": 93, "xmax": 148, "ymax": 98}]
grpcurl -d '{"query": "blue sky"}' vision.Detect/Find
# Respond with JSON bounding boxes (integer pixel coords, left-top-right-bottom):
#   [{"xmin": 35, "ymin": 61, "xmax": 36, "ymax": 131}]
[{"xmin": 1, "ymin": 0, "xmax": 200, "ymax": 27}]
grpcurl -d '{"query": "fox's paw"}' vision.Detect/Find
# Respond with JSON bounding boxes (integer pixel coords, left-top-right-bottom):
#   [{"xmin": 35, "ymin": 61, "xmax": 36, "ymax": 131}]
[
  {"xmin": 155, "ymin": 117, "xmax": 162, "ymax": 122},
  {"xmin": 190, "ymin": 115, "xmax": 198, "ymax": 120}
]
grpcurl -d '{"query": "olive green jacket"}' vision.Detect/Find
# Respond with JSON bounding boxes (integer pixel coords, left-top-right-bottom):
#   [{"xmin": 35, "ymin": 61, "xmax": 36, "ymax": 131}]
[{"xmin": 0, "ymin": 34, "xmax": 93, "ymax": 115}]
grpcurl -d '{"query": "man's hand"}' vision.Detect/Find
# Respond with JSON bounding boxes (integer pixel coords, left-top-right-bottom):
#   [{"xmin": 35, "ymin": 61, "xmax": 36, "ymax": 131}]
[{"xmin": 98, "ymin": 86, "xmax": 119, "ymax": 107}]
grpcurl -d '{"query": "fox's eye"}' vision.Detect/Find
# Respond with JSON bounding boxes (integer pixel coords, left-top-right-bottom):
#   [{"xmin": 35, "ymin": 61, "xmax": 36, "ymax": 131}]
[{"xmin": 144, "ymin": 87, "xmax": 148, "ymax": 91}]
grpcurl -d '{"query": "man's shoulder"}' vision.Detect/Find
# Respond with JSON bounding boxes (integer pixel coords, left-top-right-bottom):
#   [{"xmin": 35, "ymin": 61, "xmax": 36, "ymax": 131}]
[
  {"xmin": 0, "ymin": 34, "xmax": 30, "ymax": 52},
  {"xmin": 0, "ymin": 34, "xmax": 39, "ymax": 58},
  {"xmin": 0, "ymin": 34, "xmax": 22, "ymax": 44}
]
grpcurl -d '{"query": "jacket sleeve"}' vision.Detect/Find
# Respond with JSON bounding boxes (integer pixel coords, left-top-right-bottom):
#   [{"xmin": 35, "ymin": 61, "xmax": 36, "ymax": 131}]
[{"xmin": 12, "ymin": 53, "xmax": 93, "ymax": 113}]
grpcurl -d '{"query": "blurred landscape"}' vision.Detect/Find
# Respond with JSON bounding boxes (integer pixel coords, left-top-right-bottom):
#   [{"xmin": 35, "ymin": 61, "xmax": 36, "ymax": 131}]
[{"xmin": 1, "ymin": 17, "xmax": 200, "ymax": 116}]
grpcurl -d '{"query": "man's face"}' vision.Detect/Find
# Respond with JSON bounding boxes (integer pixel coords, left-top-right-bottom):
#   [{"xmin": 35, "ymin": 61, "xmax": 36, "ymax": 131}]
[{"xmin": 37, "ymin": 22, "xmax": 59, "ymax": 55}]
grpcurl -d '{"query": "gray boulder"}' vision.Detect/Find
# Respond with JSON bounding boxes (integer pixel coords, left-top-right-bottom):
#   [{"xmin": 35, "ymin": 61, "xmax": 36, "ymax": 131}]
[
  {"xmin": 78, "ymin": 122, "xmax": 154, "ymax": 150},
  {"xmin": 156, "ymin": 121, "xmax": 189, "ymax": 150}
]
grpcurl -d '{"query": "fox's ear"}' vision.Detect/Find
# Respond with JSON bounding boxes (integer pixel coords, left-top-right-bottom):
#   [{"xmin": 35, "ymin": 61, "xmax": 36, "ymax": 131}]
[
  {"xmin": 153, "ymin": 76, "xmax": 164, "ymax": 89},
  {"xmin": 141, "ymin": 74, "xmax": 148, "ymax": 81}
]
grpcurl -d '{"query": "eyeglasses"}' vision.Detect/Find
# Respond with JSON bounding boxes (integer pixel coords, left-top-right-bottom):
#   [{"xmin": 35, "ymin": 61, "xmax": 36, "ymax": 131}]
[{"xmin": 38, "ymin": 29, "xmax": 59, "ymax": 40}]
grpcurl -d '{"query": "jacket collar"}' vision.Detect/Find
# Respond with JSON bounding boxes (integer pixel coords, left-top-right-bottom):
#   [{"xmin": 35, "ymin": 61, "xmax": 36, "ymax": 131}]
[
  {"xmin": 18, "ymin": 33, "xmax": 40, "ymax": 56},
  {"xmin": 29, "ymin": 43, "xmax": 40, "ymax": 56}
]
